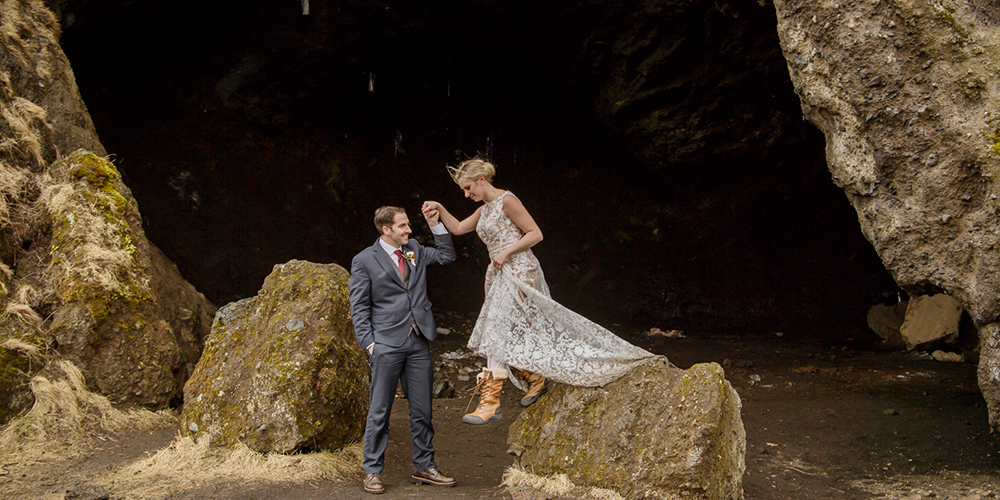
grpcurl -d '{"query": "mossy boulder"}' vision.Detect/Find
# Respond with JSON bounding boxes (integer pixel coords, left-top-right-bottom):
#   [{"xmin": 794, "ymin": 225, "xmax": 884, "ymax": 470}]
[
  {"xmin": 40, "ymin": 150, "xmax": 212, "ymax": 408},
  {"xmin": 508, "ymin": 359, "xmax": 745, "ymax": 500},
  {"xmin": 180, "ymin": 259, "xmax": 368, "ymax": 453}
]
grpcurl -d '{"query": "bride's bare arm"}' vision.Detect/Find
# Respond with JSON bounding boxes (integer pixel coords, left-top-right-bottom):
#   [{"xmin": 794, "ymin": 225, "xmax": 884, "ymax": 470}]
[
  {"xmin": 494, "ymin": 196, "xmax": 543, "ymax": 268},
  {"xmin": 422, "ymin": 201, "xmax": 482, "ymax": 235}
]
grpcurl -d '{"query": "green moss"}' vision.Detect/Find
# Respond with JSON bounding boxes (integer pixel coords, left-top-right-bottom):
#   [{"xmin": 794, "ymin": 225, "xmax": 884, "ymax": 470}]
[
  {"xmin": 988, "ymin": 131, "xmax": 1000, "ymax": 155},
  {"xmin": 50, "ymin": 152, "xmax": 148, "ymax": 308},
  {"xmin": 70, "ymin": 152, "xmax": 121, "ymax": 190},
  {"xmin": 181, "ymin": 263, "xmax": 367, "ymax": 451}
]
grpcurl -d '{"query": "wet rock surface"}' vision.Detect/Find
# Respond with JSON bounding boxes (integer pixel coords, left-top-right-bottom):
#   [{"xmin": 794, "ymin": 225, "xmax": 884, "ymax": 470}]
[{"xmin": 181, "ymin": 259, "xmax": 368, "ymax": 453}]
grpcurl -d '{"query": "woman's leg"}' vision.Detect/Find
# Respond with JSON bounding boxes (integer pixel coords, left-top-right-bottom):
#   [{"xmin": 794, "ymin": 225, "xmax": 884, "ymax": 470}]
[
  {"xmin": 517, "ymin": 369, "xmax": 549, "ymax": 407},
  {"xmin": 462, "ymin": 366, "xmax": 507, "ymax": 425}
]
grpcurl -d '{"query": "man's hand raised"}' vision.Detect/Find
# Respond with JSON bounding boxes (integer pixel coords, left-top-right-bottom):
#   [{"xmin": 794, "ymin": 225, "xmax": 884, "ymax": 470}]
[{"xmin": 423, "ymin": 208, "xmax": 440, "ymax": 227}]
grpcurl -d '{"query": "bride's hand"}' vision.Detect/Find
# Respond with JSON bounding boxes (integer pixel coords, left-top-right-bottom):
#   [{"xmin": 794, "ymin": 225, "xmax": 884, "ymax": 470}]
[
  {"xmin": 493, "ymin": 250, "xmax": 511, "ymax": 269},
  {"xmin": 423, "ymin": 209, "xmax": 440, "ymax": 226},
  {"xmin": 421, "ymin": 201, "xmax": 442, "ymax": 215}
]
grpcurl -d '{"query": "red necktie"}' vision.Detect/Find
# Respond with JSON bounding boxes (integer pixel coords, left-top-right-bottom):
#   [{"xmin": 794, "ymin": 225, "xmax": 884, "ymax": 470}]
[{"xmin": 394, "ymin": 249, "xmax": 405, "ymax": 274}]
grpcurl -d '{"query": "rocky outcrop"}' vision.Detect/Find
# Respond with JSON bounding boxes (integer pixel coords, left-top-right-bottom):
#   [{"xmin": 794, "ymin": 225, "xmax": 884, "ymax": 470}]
[
  {"xmin": 508, "ymin": 359, "xmax": 745, "ymax": 500},
  {"xmin": 147, "ymin": 243, "xmax": 215, "ymax": 380},
  {"xmin": 0, "ymin": 149, "xmax": 215, "ymax": 411},
  {"xmin": 0, "ymin": 0, "xmax": 215, "ymax": 420},
  {"xmin": 180, "ymin": 260, "xmax": 368, "ymax": 453},
  {"xmin": 771, "ymin": 0, "xmax": 1000, "ymax": 427}
]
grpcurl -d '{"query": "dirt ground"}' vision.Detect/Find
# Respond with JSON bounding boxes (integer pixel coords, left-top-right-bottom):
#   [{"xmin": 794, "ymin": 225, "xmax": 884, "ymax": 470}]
[{"xmin": 2, "ymin": 312, "xmax": 999, "ymax": 500}]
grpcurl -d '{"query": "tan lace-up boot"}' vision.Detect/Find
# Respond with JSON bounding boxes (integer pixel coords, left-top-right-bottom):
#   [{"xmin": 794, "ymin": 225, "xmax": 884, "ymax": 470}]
[
  {"xmin": 518, "ymin": 369, "xmax": 550, "ymax": 407},
  {"xmin": 462, "ymin": 368, "xmax": 507, "ymax": 424}
]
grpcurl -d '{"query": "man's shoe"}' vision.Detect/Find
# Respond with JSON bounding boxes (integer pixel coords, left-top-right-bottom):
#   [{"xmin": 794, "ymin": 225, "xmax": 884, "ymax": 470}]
[
  {"xmin": 411, "ymin": 467, "xmax": 457, "ymax": 487},
  {"xmin": 363, "ymin": 473, "xmax": 384, "ymax": 494}
]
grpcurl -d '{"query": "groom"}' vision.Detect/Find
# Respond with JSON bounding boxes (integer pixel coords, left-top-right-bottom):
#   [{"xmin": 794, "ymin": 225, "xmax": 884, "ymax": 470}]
[{"xmin": 348, "ymin": 205, "xmax": 457, "ymax": 494}]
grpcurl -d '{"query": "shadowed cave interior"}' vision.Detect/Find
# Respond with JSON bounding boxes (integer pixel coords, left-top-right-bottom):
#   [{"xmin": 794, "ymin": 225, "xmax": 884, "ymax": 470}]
[{"xmin": 57, "ymin": 0, "xmax": 905, "ymax": 342}]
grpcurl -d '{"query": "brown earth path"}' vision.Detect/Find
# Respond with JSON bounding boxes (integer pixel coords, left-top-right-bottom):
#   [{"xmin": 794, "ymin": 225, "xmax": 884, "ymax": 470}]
[{"xmin": 3, "ymin": 315, "xmax": 1000, "ymax": 499}]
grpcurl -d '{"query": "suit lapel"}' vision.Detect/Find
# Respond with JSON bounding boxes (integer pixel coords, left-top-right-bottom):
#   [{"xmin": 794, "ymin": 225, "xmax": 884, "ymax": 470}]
[
  {"xmin": 403, "ymin": 249, "xmax": 412, "ymax": 285},
  {"xmin": 372, "ymin": 241, "xmax": 406, "ymax": 289}
]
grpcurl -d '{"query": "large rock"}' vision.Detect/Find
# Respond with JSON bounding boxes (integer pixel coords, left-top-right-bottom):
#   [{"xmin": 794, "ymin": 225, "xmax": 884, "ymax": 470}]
[
  {"xmin": 867, "ymin": 301, "xmax": 907, "ymax": 347},
  {"xmin": 180, "ymin": 260, "xmax": 368, "ymax": 453},
  {"xmin": 147, "ymin": 243, "xmax": 216, "ymax": 381},
  {"xmin": 508, "ymin": 359, "xmax": 745, "ymax": 500},
  {"xmin": 772, "ymin": 0, "xmax": 1000, "ymax": 427},
  {"xmin": 900, "ymin": 294, "xmax": 963, "ymax": 351},
  {"xmin": 0, "ymin": 0, "xmax": 105, "ymax": 163}
]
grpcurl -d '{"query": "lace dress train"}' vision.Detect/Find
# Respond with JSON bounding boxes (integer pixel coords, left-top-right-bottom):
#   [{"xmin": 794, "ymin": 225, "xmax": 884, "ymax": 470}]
[{"xmin": 467, "ymin": 191, "xmax": 660, "ymax": 390}]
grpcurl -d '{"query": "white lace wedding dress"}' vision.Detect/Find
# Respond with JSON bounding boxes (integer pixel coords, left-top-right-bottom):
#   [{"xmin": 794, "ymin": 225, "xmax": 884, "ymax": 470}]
[{"xmin": 467, "ymin": 191, "xmax": 660, "ymax": 390}]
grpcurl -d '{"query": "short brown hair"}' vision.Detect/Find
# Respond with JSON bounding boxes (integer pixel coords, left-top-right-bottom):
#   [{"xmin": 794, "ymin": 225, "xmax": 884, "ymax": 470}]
[{"xmin": 374, "ymin": 206, "xmax": 405, "ymax": 233}]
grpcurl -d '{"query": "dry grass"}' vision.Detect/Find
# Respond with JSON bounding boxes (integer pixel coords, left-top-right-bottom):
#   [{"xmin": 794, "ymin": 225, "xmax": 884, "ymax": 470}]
[
  {"xmin": 2, "ymin": 336, "xmax": 43, "ymax": 364},
  {"xmin": 4, "ymin": 283, "xmax": 44, "ymax": 329},
  {"xmin": 0, "ymin": 261, "xmax": 10, "ymax": 295},
  {"xmin": 501, "ymin": 465, "xmax": 625, "ymax": 500},
  {"xmin": 0, "ymin": 69, "xmax": 12, "ymax": 100},
  {"xmin": 0, "ymin": 0, "xmax": 31, "ymax": 68},
  {"xmin": 41, "ymin": 167, "xmax": 141, "ymax": 296},
  {"xmin": 118, "ymin": 433, "xmax": 363, "ymax": 496},
  {"xmin": 0, "ymin": 160, "xmax": 46, "ymax": 253},
  {"xmin": 0, "ymin": 359, "xmax": 175, "ymax": 452},
  {"xmin": 0, "ymin": 0, "xmax": 60, "ymax": 70},
  {"xmin": 0, "ymin": 160, "xmax": 33, "ymax": 228},
  {"xmin": 0, "ymin": 97, "xmax": 49, "ymax": 168}
]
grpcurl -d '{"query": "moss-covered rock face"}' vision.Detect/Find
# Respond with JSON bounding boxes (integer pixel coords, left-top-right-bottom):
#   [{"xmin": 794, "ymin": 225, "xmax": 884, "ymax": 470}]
[
  {"xmin": 44, "ymin": 150, "xmax": 206, "ymax": 408},
  {"xmin": 0, "ymin": 1, "xmax": 216, "ymax": 421},
  {"xmin": 508, "ymin": 359, "xmax": 745, "ymax": 500},
  {"xmin": 180, "ymin": 259, "xmax": 368, "ymax": 453}
]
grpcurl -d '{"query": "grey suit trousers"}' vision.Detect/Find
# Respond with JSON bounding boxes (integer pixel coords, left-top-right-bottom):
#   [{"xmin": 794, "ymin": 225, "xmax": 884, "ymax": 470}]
[{"xmin": 363, "ymin": 329, "xmax": 435, "ymax": 474}]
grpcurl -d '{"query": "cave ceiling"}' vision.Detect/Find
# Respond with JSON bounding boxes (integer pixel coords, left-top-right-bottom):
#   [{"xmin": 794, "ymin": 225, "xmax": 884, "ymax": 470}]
[{"xmin": 52, "ymin": 0, "xmax": 898, "ymax": 337}]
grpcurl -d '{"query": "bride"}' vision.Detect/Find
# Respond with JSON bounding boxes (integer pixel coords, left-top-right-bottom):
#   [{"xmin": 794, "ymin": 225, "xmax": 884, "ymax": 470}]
[{"xmin": 422, "ymin": 158, "xmax": 658, "ymax": 425}]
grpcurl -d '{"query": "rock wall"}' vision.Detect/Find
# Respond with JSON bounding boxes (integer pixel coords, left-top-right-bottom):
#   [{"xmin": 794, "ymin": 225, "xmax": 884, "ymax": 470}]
[
  {"xmin": 771, "ymin": 0, "xmax": 1000, "ymax": 427},
  {"xmin": 0, "ymin": 0, "xmax": 215, "ymax": 419}
]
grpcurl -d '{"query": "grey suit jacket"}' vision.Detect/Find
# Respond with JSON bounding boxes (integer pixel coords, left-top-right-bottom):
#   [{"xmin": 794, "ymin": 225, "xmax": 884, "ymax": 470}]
[{"xmin": 348, "ymin": 230, "xmax": 456, "ymax": 349}]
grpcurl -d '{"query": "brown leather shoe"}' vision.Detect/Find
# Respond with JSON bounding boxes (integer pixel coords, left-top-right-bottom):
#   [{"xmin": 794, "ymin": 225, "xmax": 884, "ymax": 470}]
[
  {"xmin": 411, "ymin": 467, "xmax": 456, "ymax": 486},
  {"xmin": 363, "ymin": 473, "xmax": 384, "ymax": 494}
]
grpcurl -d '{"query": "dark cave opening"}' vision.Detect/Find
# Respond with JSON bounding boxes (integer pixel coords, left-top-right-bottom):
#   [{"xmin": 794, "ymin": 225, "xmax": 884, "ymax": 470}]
[{"xmin": 57, "ymin": 0, "xmax": 900, "ymax": 339}]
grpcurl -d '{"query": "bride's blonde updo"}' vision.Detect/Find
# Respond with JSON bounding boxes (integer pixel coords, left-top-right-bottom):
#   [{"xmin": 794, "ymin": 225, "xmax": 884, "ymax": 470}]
[{"xmin": 447, "ymin": 158, "xmax": 496, "ymax": 184}]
